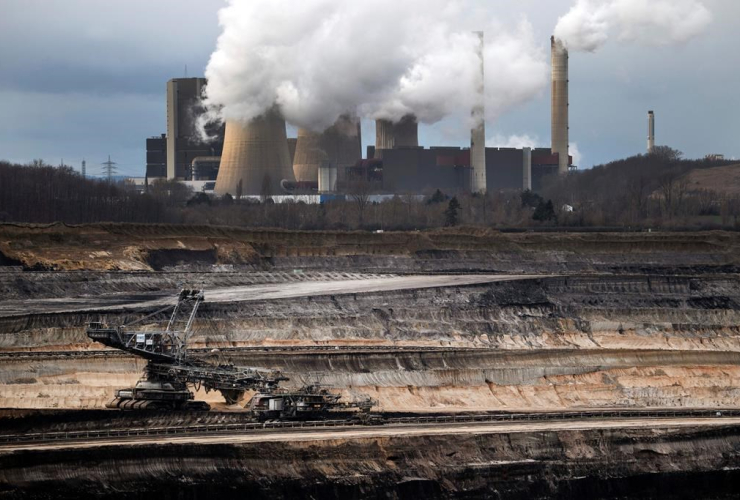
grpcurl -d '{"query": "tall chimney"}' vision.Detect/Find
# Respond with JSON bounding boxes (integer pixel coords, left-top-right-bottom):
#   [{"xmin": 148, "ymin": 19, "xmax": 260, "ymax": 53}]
[
  {"xmin": 374, "ymin": 115, "xmax": 418, "ymax": 158},
  {"xmin": 214, "ymin": 109, "xmax": 295, "ymax": 196},
  {"xmin": 293, "ymin": 115, "xmax": 362, "ymax": 182},
  {"xmin": 470, "ymin": 31, "xmax": 487, "ymax": 193},
  {"xmin": 551, "ymin": 36, "xmax": 569, "ymax": 175},
  {"xmin": 647, "ymin": 110, "xmax": 655, "ymax": 154}
]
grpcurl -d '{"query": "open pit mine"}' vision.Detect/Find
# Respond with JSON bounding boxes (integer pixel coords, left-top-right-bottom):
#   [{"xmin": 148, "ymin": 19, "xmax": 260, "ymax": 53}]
[{"xmin": 2, "ymin": 224, "xmax": 740, "ymax": 499}]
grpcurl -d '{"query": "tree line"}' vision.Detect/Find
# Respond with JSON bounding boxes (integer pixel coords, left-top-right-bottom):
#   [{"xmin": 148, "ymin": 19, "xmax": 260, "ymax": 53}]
[
  {"xmin": 1, "ymin": 153, "xmax": 738, "ymax": 230},
  {"xmin": 0, "ymin": 161, "xmax": 165, "ymax": 224}
]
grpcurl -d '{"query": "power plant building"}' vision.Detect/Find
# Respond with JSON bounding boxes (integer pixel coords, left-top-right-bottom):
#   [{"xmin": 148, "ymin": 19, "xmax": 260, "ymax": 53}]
[
  {"xmin": 374, "ymin": 146, "xmax": 564, "ymax": 194},
  {"xmin": 143, "ymin": 78, "xmax": 224, "ymax": 182},
  {"xmin": 145, "ymin": 134, "xmax": 167, "ymax": 179}
]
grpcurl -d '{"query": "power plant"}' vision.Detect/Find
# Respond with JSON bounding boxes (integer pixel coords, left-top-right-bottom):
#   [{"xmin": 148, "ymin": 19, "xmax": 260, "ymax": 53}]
[
  {"xmin": 214, "ymin": 110, "xmax": 295, "ymax": 196},
  {"xmin": 145, "ymin": 34, "xmax": 576, "ymax": 198},
  {"xmin": 293, "ymin": 115, "xmax": 362, "ymax": 183},
  {"xmin": 550, "ymin": 36, "xmax": 570, "ymax": 176},
  {"xmin": 648, "ymin": 110, "xmax": 655, "ymax": 154}
]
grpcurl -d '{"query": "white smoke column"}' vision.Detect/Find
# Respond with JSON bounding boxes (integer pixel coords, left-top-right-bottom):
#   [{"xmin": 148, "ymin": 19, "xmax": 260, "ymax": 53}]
[
  {"xmin": 555, "ymin": 0, "xmax": 712, "ymax": 52},
  {"xmin": 200, "ymin": 0, "xmax": 547, "ymax": 135}
]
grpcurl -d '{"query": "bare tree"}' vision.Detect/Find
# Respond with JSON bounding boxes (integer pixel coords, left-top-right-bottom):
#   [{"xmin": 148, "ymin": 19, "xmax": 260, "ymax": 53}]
[{"xmin": 347, "ymin": 175, "xmax": 372, "ymax": 227}]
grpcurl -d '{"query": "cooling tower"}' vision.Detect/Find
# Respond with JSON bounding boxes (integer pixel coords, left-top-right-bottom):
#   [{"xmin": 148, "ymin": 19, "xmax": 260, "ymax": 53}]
[
  {"xmin": 287, "ymin": 138, "xmax": 298, "ymax": 165},
  {"xmin": 374, "ymin": 115, "xmax": 418, "ymax": 158},
  {"xmin": 647, "ymin": 110, "xmax": 655, "ymax": 154},
  {"xmin": 293, "ymin": 116, "xmax": 362, "ymax": 182},
  {"xmin": 214, "ymin": 111, "xmax": 295, "ymax": 197},
  {"xmin": 470, "ymin": 31, "xmax": 487, "ymax": 193},
  {"xmin": 551, "ymin": 36, "xmax": 569, "ymax": 176}
]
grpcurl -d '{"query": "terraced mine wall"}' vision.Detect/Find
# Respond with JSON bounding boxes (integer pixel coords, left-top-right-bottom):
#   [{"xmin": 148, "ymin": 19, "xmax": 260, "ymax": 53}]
[
  {"xmin": 2, "ymin": 425, "xmax": 740, "ymax": 499},
  {"xmin": 2, "ymin": 224, "xmax": 740, "ymax": 498},
  {"xmin": 2, "ymin": 275, "xmax": 740, "ymax": 411}
]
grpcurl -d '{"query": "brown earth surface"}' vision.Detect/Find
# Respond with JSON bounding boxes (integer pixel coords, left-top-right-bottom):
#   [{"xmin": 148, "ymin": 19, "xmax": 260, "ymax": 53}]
[
  {"xmin": 2, "ymin": 224, "xmax": 740, "ymax": 498},
  {"xmin": 683, "ymin": 163, "xmax": 740, "ymax": 196}
]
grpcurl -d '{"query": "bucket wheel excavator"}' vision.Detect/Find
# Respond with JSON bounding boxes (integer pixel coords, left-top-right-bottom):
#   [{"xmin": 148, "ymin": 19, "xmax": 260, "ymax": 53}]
[
  {"xmin": 87, "ymin": 289, "xmax": 286, "ymax": 411},
  {"xmin": 88, "ymin": 289, "xmax": 376, "ymax": 419}
]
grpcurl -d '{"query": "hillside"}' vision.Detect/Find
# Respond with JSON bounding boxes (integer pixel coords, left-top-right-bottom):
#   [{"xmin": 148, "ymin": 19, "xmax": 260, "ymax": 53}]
[{"xmin": 683, "ymin": 163, "xmax": 740, "ymax": 195}]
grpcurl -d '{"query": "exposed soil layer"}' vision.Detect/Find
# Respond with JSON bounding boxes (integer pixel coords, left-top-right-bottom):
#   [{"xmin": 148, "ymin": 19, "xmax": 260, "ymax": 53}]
[
  {"xmin": 1, "ymin": 223, "xmax": 739, "ymax": 273},
  {"xmin": 2, "ymin": 425, "xmax": 740, "ymax": 499},
  {"xmin": 3, "ymin": 274, "xmax": 740, "ymax": 411}
]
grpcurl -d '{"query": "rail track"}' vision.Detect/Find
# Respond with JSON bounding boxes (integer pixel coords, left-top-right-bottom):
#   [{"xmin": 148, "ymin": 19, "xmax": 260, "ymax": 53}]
[{"xmin": 1, "ymin": 409, "xmax": 737, "ymax": 446}]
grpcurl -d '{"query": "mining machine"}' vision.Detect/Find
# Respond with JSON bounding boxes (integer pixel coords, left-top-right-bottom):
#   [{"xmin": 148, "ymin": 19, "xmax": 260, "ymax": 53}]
[
  {"xmin": 248, "ymin": 384, "xmax": 375, "ymax": 421},
  {"xmin": 87, "ymin": 289, "xmax": 286, "ymax": 410},
  {"xmin": 87, "ymin": 289, "xmax": 375, "ymax": 419}
]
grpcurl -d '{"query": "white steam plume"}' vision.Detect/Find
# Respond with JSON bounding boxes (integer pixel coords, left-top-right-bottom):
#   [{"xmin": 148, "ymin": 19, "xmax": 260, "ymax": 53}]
[
  {"xmin": 200, "ymin": 0, "xmax": 547, "ymax": 136},
  {"xmin": 487, "ymin": 133, "xmax": 583, "ymax": 166},
  {"xmin": 555, "ymin": 0, "xmax": 712, "ymax": 52},
  {"xmin": 486, "ymin": 133, "xmax": 540, "ymax": 149}
]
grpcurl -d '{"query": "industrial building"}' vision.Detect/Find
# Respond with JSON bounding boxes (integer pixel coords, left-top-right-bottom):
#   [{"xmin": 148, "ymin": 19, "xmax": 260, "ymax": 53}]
[
  {"xmin": 146, "ymin": 34, "xmax": 574, "ymax": 197},
  {"xmin": 146, "ymin": 78, "xmax": 224, "ymax": 182},
  {"xmin": 358, "ymin": 146, "xmax": 565, "ymax": 194}
]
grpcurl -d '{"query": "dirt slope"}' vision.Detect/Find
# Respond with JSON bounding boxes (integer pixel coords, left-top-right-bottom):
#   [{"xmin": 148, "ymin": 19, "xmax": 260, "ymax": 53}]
[{"xmin": 1, "ymin": 223, "xmax": 739, "ymax": 273}]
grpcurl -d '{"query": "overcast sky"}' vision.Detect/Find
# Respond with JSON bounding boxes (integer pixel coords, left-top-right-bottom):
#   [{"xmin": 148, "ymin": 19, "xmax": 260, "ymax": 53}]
[{"xmin": 0, "ymin": 0, "xmax": 737, "ymax": 177}]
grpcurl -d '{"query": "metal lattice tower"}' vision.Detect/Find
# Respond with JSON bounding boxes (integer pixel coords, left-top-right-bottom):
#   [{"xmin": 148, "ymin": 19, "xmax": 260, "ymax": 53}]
[{"xmin": 101, "ymin": 155, "xmax": 117, "ymax": 182}]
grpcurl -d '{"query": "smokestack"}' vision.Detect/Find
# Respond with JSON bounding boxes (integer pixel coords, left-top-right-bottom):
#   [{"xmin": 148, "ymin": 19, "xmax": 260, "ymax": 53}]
[
  {"xmin": 471, "ymin": 31, "xmax": 486, "ymax": 193},
  {"xmin": 647, "ymin": 110, "xmax": 655, "ymax": 154},
  {"xmin": 214, "ymin": 109, "xmax": 295, "ymax": 196},
  {"xmin": 293, "ymin": 116, "xmax": 362, "ymax": 182},
  {"xmin": 551, "ymin": 36, "xmax": 569, "ymax": 175},
  {"xmin": 374, "ymin": 115, "xmax": 418, "ymax": 158}
]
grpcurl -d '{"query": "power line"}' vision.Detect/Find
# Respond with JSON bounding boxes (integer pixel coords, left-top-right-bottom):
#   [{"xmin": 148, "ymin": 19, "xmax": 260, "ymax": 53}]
[{"xmin": 101, "ymin": 155, "xmax": 118, "ymax": 183}]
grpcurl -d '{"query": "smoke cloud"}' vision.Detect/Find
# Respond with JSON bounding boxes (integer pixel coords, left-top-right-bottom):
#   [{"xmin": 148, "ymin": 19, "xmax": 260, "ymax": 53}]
[
  {"xmin": 200, "ymin": 0, "xmax": 548, "ymax": 135},
  {"xmin": 554, "ymin": 0, "xmax": 712, "ymax": 52}
]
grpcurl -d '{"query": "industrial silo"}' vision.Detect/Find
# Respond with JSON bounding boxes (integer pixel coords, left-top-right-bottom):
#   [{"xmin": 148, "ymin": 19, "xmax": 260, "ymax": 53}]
[{"xmin": 214, "ymin": 110, "xmax": 295, "ymax": 197}]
